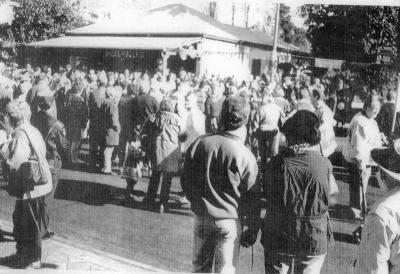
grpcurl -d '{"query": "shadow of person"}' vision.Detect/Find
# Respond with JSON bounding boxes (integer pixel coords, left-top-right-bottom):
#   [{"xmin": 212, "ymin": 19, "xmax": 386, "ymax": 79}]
[{"xmin": 0, "ymin": 254, "xmax": 59, "ymax": 269}]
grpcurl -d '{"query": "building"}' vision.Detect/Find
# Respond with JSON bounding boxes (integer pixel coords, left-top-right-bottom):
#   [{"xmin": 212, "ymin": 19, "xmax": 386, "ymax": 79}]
[{"xmin": 27, "ymin": 4, "xmax": 306, "ymax": 81}]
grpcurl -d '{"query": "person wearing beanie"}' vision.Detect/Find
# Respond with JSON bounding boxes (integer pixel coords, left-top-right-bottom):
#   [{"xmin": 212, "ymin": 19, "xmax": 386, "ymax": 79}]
[
  {"xmin": 257, "ymin": 110, "xmax": 338, "ymax": 274},
  {"xmin": 182, "ymin": 96, "xmax": 261, "ymax": 273}
]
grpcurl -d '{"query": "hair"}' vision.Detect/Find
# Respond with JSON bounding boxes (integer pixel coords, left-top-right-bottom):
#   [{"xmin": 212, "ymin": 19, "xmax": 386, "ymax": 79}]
[
  {"xmin": 363, "ymin": 94, "xmax": 380, "ymax": 111},
  {"xmin": 220, "ymin": 96, "xmax": 250, "ymax": 131},
  {"xmin": 283, "ymin": 110, "xmax": 321, "ymax": 146},
  {"xmin": 159, "ymin": 97, "xmax": 176, "ymax": 113},
  {"xmin": 6, "ymin": 100, "xmax": 32, "ymax": 127},
  {"xmin": 312, "ymin": 85, "xmax": 325, "ymax": 101},
  {"xmin": 387, "ymin": 90, "xmax": 396, "ymax": 102}
]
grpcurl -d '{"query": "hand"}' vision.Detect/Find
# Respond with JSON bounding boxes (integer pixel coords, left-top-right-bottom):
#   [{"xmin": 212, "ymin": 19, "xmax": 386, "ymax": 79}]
[{"xmin": 240, "ymin": 228, "xmax": 258, "ymax": 248}]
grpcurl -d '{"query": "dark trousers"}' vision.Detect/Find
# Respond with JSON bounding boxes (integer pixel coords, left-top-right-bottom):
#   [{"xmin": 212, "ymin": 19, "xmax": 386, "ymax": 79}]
[
  {"xmin": 257, "ymin": 129, "xmax": 278, "ymax": 173},
  {"xmin": 146, "ymin": 170, "xmax": 174, "ymax": 206},
  {"xmin": 347, "ymin": 162, "xmax": 371, "ymax": 215},
  {"xmin": 13, "ymin": 199, "xmax": 42, "ymax": 263},
  {"xmin": 40, "ymin": 164, "xmax": 61, "ymax": 234},
  {"xmin": 89, "ymin": 138, "xmax": 104, "ymax": 170}
]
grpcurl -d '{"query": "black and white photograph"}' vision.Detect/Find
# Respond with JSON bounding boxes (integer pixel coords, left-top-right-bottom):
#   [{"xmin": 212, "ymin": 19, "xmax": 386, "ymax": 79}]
[{"xmin": 0, "ymin": 0, "xmax": 399, "ymax": 273}]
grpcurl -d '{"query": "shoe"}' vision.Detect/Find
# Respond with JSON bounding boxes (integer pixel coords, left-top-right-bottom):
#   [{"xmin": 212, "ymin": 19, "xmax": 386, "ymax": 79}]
[
  {"xmin": 159, "ymin": 204, "xmax": 165, "ymax": 214},
  {"xmin": 25, "ymin": 260, "xmax": 41, "ymax": 270},
  {"xmin": 178, "ymin": 196, "xmax": 190, "ymax": 205},
  {"xmin": 42, "ymin": 231, "xmax": 55, "ymax": 240},
  {"xmin": 102, "ymin": 171, "xmax": 116, "ymax": 176}
]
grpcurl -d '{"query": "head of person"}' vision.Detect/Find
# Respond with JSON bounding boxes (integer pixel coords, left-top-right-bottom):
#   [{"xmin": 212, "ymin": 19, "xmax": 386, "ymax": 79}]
[
  {"xmin": 311, "ymin": 85, "xmax": 325, "ymax": 107},
  {"xmin": 106, "ymin": 86, "xmax": 118, "ymax": 102},
  {"xmin": 159, "ymin": 97, "xmax": 176, "ymax": 113},
  {"xmin": 37, "ymin": 96, "xmax": 56, "ymax": 115},
  {"xmin": 386, "ymin": 90, "xmax": 396, "ymax": 103},
  {"xmin": 66, "ymin": 64, "xmax": 72, "ymax": 72},
  {"xmin": 261, "ymin": 93, "xmax": 274, "ymax": 105},
  {"xmin": 372, "ymin": 139, "xmax": 400, "ymax": 192},
  {"xmin": 282, "ymin": 110, "xmax": 321, "ymax": 147},
  {"xmin": 219, "ymin": 96, "xmax": 250, "ymax": 132},
  {"xmin": 73, "ymin": 74, "xmax": 86, "ymax": 93},
  {"xmin": 4, "ymin": 100, "xmax": 32, "ymax": 130},
  {"xmin": 18, "ymin": 73, "xmax": 32, "ymax": 94},
  {"xmin": 25, "ymin": 63, "xmax": 32, "ymax": 72},
  {"xmin": 179, "ymin": 70, "xmax": 187, "ymax": 82},
  {"xmin": 107, "ymin": 72, "xmax": 115, "ymax": 86},
  {"xmin": 299, "ymin": 86, "xmax": 311, "ymax": 100},
  {"xmin": 363, "ymin": 94, "xmax": 381, "ymax": 119},
  {"xmin": 98, "ymin": 72, "xmax": 108, "ymax": 87},
  {"xmin": 139, "ymin": 79, "xmax": 150, "ymax": 94}
]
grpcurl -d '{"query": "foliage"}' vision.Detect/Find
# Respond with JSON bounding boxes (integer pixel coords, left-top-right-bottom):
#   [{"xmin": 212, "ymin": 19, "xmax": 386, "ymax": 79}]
[
  {"xmin": 4, "ymin": 0, "xmax": 87, "ymax": 43},
  {"xmin": 300, "ymin": 5, "xmax": 398, "ymax": 62},
  {"xmin": 279, "ymin": 4, "xmax": 309, "ymax": 51}
]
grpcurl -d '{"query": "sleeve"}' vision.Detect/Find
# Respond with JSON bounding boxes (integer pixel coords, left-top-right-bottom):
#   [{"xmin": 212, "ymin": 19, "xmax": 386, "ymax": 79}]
[
  {"xmin": 6, "ymin": 132, "xmax": 30, "ymax": 170},
  {"xmin": 238, "ymin": 154, "xmax": 261, "ymax": 231},
  {"xmin": 180, "ymin": 142, "xmax": 196, "ymax": 202},
  {"xmin": 350, "ymin": 122, "xmax": 370, "ymax": 168},
  {"xmin": 54, "ymin": 124, "xmax": 69, "ymax": 162},
  {"xmin": 355, "ymin": 213, "xmax": 392, "ymax": 274},
  {"xmin": 111, "ymin": 103, "xmax": 121, "ymax": 133}
]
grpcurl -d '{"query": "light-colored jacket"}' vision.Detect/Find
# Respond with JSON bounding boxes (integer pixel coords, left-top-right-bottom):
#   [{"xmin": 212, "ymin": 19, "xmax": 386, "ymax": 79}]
[
  {"xmin": 343, "ymin": 112, "xmax": 382, "ymax": 169},
  {"xmin": 355, "ymin": 189, "xmax": 400, "ymax": 274},
  {"xmin": 6, "ymin": 123, "xmax": 52, "ymax": 199},
  {"xmin": 315, "ymin": 101, "xmax": 337, "ymax": 157}
]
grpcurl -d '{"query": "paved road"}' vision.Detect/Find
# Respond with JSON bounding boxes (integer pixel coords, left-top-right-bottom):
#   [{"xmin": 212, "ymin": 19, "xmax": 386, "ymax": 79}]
[{"xmin": 0, "ymin": 145, "xmax": 386, "ymax": 273}]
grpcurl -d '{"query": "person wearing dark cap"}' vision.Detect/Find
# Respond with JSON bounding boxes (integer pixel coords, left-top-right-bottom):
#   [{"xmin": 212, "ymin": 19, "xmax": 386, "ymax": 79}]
[
  {"xmin": 31, "ymin": 96, "xmax": 68, "ymax": 240},
  {"xmin": 257, "ymin": 110, "xmax": 338, "ymax": 274},
  {"xmin": 181, "ymin": 96, "xmax": 261, "ymax": 273},
  {"xmin": 354, "ymin": 140, "xmax": 400, "ymax": 273}
]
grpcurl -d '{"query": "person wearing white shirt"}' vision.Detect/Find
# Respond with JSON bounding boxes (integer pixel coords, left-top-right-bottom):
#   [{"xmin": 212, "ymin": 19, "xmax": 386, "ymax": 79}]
[
  {"xmin": 355, "ymin": 140, "xmax": 400, "ymax": 273},
  {"xmin": 343, "ymin": 95, "xmax": 383, "ymax": 219},
  {"xmin": 311, "ymin": 86, "xmax": 337, "ymax": 157},
  {"xmin": 255, "ymin": 94, "xmax": 285, "ymax": 173}
]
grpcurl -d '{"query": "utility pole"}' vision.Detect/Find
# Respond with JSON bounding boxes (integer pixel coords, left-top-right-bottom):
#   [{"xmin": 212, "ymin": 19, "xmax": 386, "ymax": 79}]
[{"xmin": 271, "ymin": 2, "xmax": 280, "ymax": 83}]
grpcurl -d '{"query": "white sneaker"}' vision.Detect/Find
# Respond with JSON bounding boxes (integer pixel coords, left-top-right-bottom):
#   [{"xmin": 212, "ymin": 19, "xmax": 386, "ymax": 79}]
[
  {"xmin": 26, "ymin": 260, "xmax": 41, "ymax": 270},
  {"xmin": 178, "ymin": 196, "xmax": 190, "ymax": 205}
]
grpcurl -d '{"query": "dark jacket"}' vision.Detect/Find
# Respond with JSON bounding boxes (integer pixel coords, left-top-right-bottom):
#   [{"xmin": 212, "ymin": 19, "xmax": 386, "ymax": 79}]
[
  {"xmin": 182, "ymin": 132, "xmax": 260, "ymax": 224},
  {"xmin": 262, "ymin": 149, "xmax": 332, "ymax": 256},
  {"xmin": 88, "ymin": 86, "xmax": 106, "ymax": 138},
  {"xmin": 64, "ymin": 92, "xmax": 88, "ymax": 142},
  {"xmin": 376, "ymin": 102, "xmax": 400, "ymax": 140},
  {"xmin": 31, "ymin": 111, "xmax": 69, "ymax": 170},
  {"xmin": 101, "ymin": 98, "xmax": 121, "ymax": 146},
  {"xmin": 133, "ymin": 93, "xmax": 159, "ymax": 127}
]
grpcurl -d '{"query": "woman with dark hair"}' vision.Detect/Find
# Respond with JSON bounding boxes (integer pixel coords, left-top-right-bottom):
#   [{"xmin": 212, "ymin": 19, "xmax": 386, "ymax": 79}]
[{"xmin": 257, "ymin": 110, "xmax": 338, "ymax": 273}]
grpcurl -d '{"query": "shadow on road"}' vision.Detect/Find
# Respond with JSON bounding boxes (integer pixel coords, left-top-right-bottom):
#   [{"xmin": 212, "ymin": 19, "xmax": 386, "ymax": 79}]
[{"xmin": 54, "ymin": 179, "xmax": 192, "ymax": 216}]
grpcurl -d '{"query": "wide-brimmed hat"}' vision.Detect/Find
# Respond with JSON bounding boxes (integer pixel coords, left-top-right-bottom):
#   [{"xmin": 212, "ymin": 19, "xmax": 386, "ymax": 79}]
[{"xmin": 371, "ymin": 139, "xmax": 400, "ymax": 181}]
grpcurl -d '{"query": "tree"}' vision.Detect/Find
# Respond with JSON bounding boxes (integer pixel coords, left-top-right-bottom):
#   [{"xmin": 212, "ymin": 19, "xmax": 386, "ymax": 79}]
[
  {"xmin": 7, "ymin": 0, "xmax": 87, "ymax": 43},
  {"xmin": 279, "ymin": 4, "xmax": 309, "ymax": 50},
  {"xmin": 300, "ymin": 5, "xmax": 398, "ymax": 63}
]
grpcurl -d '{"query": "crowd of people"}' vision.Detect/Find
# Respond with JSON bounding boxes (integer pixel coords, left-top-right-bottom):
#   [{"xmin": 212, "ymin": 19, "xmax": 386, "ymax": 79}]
[{"xmin": 0, "ymin": 58, "xmax": 399, "ymax": 273}]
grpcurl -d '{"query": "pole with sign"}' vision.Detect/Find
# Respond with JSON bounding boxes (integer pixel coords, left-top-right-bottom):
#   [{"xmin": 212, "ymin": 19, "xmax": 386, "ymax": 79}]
[{"xmin": 270, "ymin": 2, "xmax": 280, "ymax": 83}]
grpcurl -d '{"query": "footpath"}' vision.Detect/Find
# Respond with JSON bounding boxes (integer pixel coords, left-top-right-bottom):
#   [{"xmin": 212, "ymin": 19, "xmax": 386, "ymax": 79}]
[{"xmin": 0, "ymin": 220, "xmax": 167, "ymax": 273}]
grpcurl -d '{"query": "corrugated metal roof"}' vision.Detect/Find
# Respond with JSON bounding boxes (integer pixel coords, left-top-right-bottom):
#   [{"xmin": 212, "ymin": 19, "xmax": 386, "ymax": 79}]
[
  {"xmin": 27, "ymin": 4, "xmax": 307, "ymax": 53},
  {"xmin": 66, "ymin": 4, "xmax": 302, "ymax": 52},
  {"xmin": 28, "ymin": 36, "xmax": 201, "ymax": 50}
]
